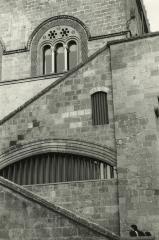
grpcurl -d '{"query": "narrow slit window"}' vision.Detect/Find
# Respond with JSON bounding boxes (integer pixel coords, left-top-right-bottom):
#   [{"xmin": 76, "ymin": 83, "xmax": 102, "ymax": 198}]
[
  {"xmin": 68, "ymin": 40, "xmax": 78, "ymax": 70},
  {"xmin": 43, "ymin": 45, "xmax": 52, "ymax": 74},
  {"xmin": 55, "ymin": 43, "xmax": 65, "ymax": 73},
  {"xmin": 91, "ymin": 91, "xmax": 109, "ymax": 125}
]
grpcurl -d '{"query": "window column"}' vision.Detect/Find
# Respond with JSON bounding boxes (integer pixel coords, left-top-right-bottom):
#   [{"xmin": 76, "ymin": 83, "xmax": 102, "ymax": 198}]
[
  {"xmin": 51, "ymin": 46, "xmax": 55, "ymax": 73},
  {"xmin": 64, "ymin": 43, "xmax": 68, "ymax": 72}
]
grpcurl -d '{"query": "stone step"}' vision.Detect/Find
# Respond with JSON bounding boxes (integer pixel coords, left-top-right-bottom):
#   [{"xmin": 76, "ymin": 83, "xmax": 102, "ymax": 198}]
[{"xmin": 0, "ymin": 176, "xmax": 119, "ymax": 240}]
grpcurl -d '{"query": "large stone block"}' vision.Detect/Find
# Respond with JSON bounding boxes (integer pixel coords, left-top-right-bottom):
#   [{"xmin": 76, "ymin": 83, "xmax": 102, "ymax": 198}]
[{"xmin": 25, "ymin": 179, "xmax": 119, "ymax": 234}]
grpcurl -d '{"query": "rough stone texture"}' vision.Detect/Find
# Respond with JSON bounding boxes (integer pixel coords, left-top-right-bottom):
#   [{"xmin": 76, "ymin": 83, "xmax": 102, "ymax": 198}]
[
  {"xmin": 124, "ymin": 0, "xmax": 149, "ymax": 36},
  {"xmin": 0, "ymin": 0, "xmax": 127, "ymax": 50},
  {"xmin": 25, "ymin": 179, "xmax": 119, "ymax": 234},
  {"xmin": 2, "ymin": 52, "xmax": 31, "ymax": 81},
  {"xmin": 0, "ymin": 1, "xmax": 154, "ymax": 239},
  {"xmin": 0, "ymin": 44, "xmax": 2, "ymax": 81},
  {"xmin": 110, "ymin": 35, "xmax": 159, "ymax": 239},
  {"xmin": 0, "ymin": 76, "xmax": 58, "ymax": 120},
  {"xmin": 0, "ymin": 48, "xmax": 115, "ymax": 154},
  {"xmin": 88, "ymin": 34, "xmax": 127, "ymax": 57},
  {"xmin": 0, "ymin": 178, "xmax": 114, "ymax": 240},
  {"xmin": 0, "ymin": 0, "xmax": 128, "ymax": 81},
  {"xmin": 122, "ymin": 238, "xmax": 154, "ymax": 240},
  {"xmin": 0, "ymin": 0, "xmax": 147, "ymax": 81},
  {"xmin": 1, "ymin": 34, "xmax": 128, "ymax": 81}
]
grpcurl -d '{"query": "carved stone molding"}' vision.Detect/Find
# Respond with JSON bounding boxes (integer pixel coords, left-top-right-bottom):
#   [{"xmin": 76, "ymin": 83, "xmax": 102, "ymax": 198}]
[
  {"xmin": 29, "ymin": 16, "xmax": 89, "ymax": 76},
  {"xmin": 0, "ymin": 139, "xmax": 116, "ymax": 169}
]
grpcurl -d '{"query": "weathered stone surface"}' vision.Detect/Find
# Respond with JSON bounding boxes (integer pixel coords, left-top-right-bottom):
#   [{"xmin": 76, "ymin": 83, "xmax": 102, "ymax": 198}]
[
  {"xmin": 0, "ymin": 0, "xmax": 127, "ymax": 50},
  {"xmin": 0, "ymin": 76, "xmax": 58, "ymax": 120},
  {"xmin": 0, "ymin": 1, "xmax": 155, "ymax": 239},
  {"xmin": 111, "ymin": 35, "xmax": 159, "ymax": 239},
  {"xmin": 0, "ymin": 177, "xmax": 118, "ymax": 240},
  {"xmin": 25, "ymin": 179, "xmax": 119, "ymax": 234},
  {"xmin": 0, "ymin": 0, "xmax": 129, "ymax": 81},
  {"xmin": 0, "ymin": 48, "xmax": 115, "ymax": 154}
]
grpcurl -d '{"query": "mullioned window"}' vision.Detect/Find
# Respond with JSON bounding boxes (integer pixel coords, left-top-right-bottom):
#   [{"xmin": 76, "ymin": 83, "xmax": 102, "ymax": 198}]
[{"xmin": 38, "ymin": 26, "xmax": 80, "ymax": 75}]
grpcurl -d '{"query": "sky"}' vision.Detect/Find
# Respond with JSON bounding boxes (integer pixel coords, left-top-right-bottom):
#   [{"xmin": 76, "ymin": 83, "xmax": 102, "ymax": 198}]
[{"xmin": 144, "ymin": 0, "xmax": 159, "ymax": 31}]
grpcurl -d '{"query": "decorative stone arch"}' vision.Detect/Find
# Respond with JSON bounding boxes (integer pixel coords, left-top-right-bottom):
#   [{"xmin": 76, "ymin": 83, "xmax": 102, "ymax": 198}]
[
  {"xmin": 0, "ymin": 139, "xmax": 116, "ymax": 185},
  {"xmin": 29, "ymin": 16, "xmax": 90, "ymax": 77},
  {"xmin": 90, "ymin": 87, "xmax": 110, "ymax": 95},
  {"xmin": 0, "ymin": 139, "xmax": 116, "ymax": 170}
]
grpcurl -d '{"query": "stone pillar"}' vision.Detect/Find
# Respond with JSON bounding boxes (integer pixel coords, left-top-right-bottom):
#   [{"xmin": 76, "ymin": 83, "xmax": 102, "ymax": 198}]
[
  {"xmin": 52, "ymin": 46, "xmax": 55, "ymax": 73},
  {"xmin": 64, "ymin": 44, "xmax": 68, "ymax": 71}
]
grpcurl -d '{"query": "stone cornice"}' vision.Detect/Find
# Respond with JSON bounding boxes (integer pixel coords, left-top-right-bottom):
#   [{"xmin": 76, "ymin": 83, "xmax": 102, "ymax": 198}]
[
  {"xmin": 0, "ymin": 139, "xmax": 117, "ymax": 169},
  {"xmin": 3, "ymin": 47, "xmax": 29, "ymax": 55},
  {"xmin": 0, "ymin": 176, "xmax": 120, "ymax": 240},
  {"xmin": 0, "ymin": 72, "xmax": 63, "ymax": 86},
  {"xmin": 1, "ymin": 30, "xmax": 129, "ymax": 55},
  {"xmin": 89, "ymin": 31, "xmax": 129, "ymax": 41},
  {"xmin": 108, "ymin": 31, "xmax": 159, "ymax": 47},
  {"xmin": 24, "ymin": 178, "xmax": 117, "ymax": 187}
]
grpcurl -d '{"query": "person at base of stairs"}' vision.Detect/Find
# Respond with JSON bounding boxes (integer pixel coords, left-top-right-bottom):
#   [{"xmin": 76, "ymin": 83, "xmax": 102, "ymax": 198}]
[{"xmin": 129, "ymin": 225, "xmax": 145, "ymax": 237}]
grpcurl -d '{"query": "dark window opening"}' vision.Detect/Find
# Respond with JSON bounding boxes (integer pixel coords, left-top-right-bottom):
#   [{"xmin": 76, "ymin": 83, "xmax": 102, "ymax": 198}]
[
  {"xmin": 55, "ymin": 43, "xmax": 65, "ymax": 73},
  {"xmin": 68, "ymin": 40, "xmax": 78, "ymax": 70},
  {"xmin": 91, "ymin": 91, "xmax": 109, "ymax": 125},
  {"xmin": 0, "ymin": 152, "xmax": 114, "ymax": 185},
  {"xmin": 43, "ymin": 45, "xmax": 52, "ymax": 74}
]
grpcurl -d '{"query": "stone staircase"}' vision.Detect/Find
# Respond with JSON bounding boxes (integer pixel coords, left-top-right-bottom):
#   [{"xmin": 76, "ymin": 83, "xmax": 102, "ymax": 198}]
[
  {"xmin": 0, "ymin": 177, "xmax": 155, "ymax": 240},
  {"xmin": 0, "ymin": 176, "xmax": 119, "ymax": 240}
]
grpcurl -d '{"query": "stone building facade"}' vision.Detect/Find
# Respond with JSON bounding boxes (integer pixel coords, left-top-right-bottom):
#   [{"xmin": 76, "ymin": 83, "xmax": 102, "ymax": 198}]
[{"xmin": 0, "ymin": 0, "xmax": 158, "ymax": 239}]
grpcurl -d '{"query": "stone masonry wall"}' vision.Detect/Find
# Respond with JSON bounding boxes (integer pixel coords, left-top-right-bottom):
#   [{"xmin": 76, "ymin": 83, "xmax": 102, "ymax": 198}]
[
  {"xmin": 0, "ymin": 0, "xmax": 127, "ymax": 50},
  {"xmin": 0, "ymin": 44, "xmax": 2, "ymax": 81},
  {"xmin": 0, "ymin": 48, "xmax": 115, "ymax": 154},
  {"xmin": 1, "ymin": 34, "xmax": 127, "ymax": 82},
  {"xmin": 110, "ymin": 35, "xmax": 159, "ymax": 239},
  {"xmin": 0, "ymin": 180, "xmax": 111, "ymax": 240},
  {"xmin": 125, "ymin": 0, "xmax": 149, "ymax": 36},
  {"xmin": 1, "ymin": 41, "xmax": 101, "ymax": 81},
  {"xmin": 25, "ymin": 179, "xmax": 119, "ymax": 234},
  {"xmin": 0, "ymin": 77, "xmax": 58, "ymax": 120},
  {"xmin": 0, "ymin": 0, "xmax": 128, "ymax": 81},
  {"xmin": 2, "ymin": 52, "xmax": 31, "ymax": 81}
]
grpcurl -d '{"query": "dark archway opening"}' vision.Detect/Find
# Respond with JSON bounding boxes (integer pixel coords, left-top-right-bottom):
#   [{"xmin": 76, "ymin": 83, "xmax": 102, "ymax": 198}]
[{"xmin": 0, "ymin": 152, "xmax": 114, "ymax": 185}]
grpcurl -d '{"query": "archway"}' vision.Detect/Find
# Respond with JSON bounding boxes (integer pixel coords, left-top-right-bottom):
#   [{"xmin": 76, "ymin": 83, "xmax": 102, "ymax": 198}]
[{"xmin": 0, "ymin": 139, "xmax": 116, "ymax": 185}]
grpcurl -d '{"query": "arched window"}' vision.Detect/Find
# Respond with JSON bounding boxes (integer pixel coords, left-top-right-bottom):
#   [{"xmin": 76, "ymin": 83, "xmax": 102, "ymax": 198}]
[
  {"xmin": 91, "ymin": 91, "xmax": 109, "ymax": 125},
  {"xmin": 42, "ymin": 40, "xmax": 78, "ymax": 75},
  {"xmin": 67, "ymin": 40, "xmax": 78, "ymax": 70},
  {"xmin": 38, "ymin": 26, "xmax": 82, "ymax": 75},
  {"xmin": 31, "ymin": 18, "xmax": 89, "ymax": 77},
  {"xmin": 55, "ymin": 43, "xmax": 65, "ymax": 73},
  {"xmin": 0, "ymin": 152, "xmax": 115, "ymax": 185},
  {"xmin": 43, "ymin": 45, "xmax": 52, "ymax": 74}
]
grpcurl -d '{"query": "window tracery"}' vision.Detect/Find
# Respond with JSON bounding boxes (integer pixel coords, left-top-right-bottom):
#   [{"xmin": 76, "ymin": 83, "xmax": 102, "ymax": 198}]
[{"xmin": 39, "ymin": 26, "xmax": 80, "ymax": 74}]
